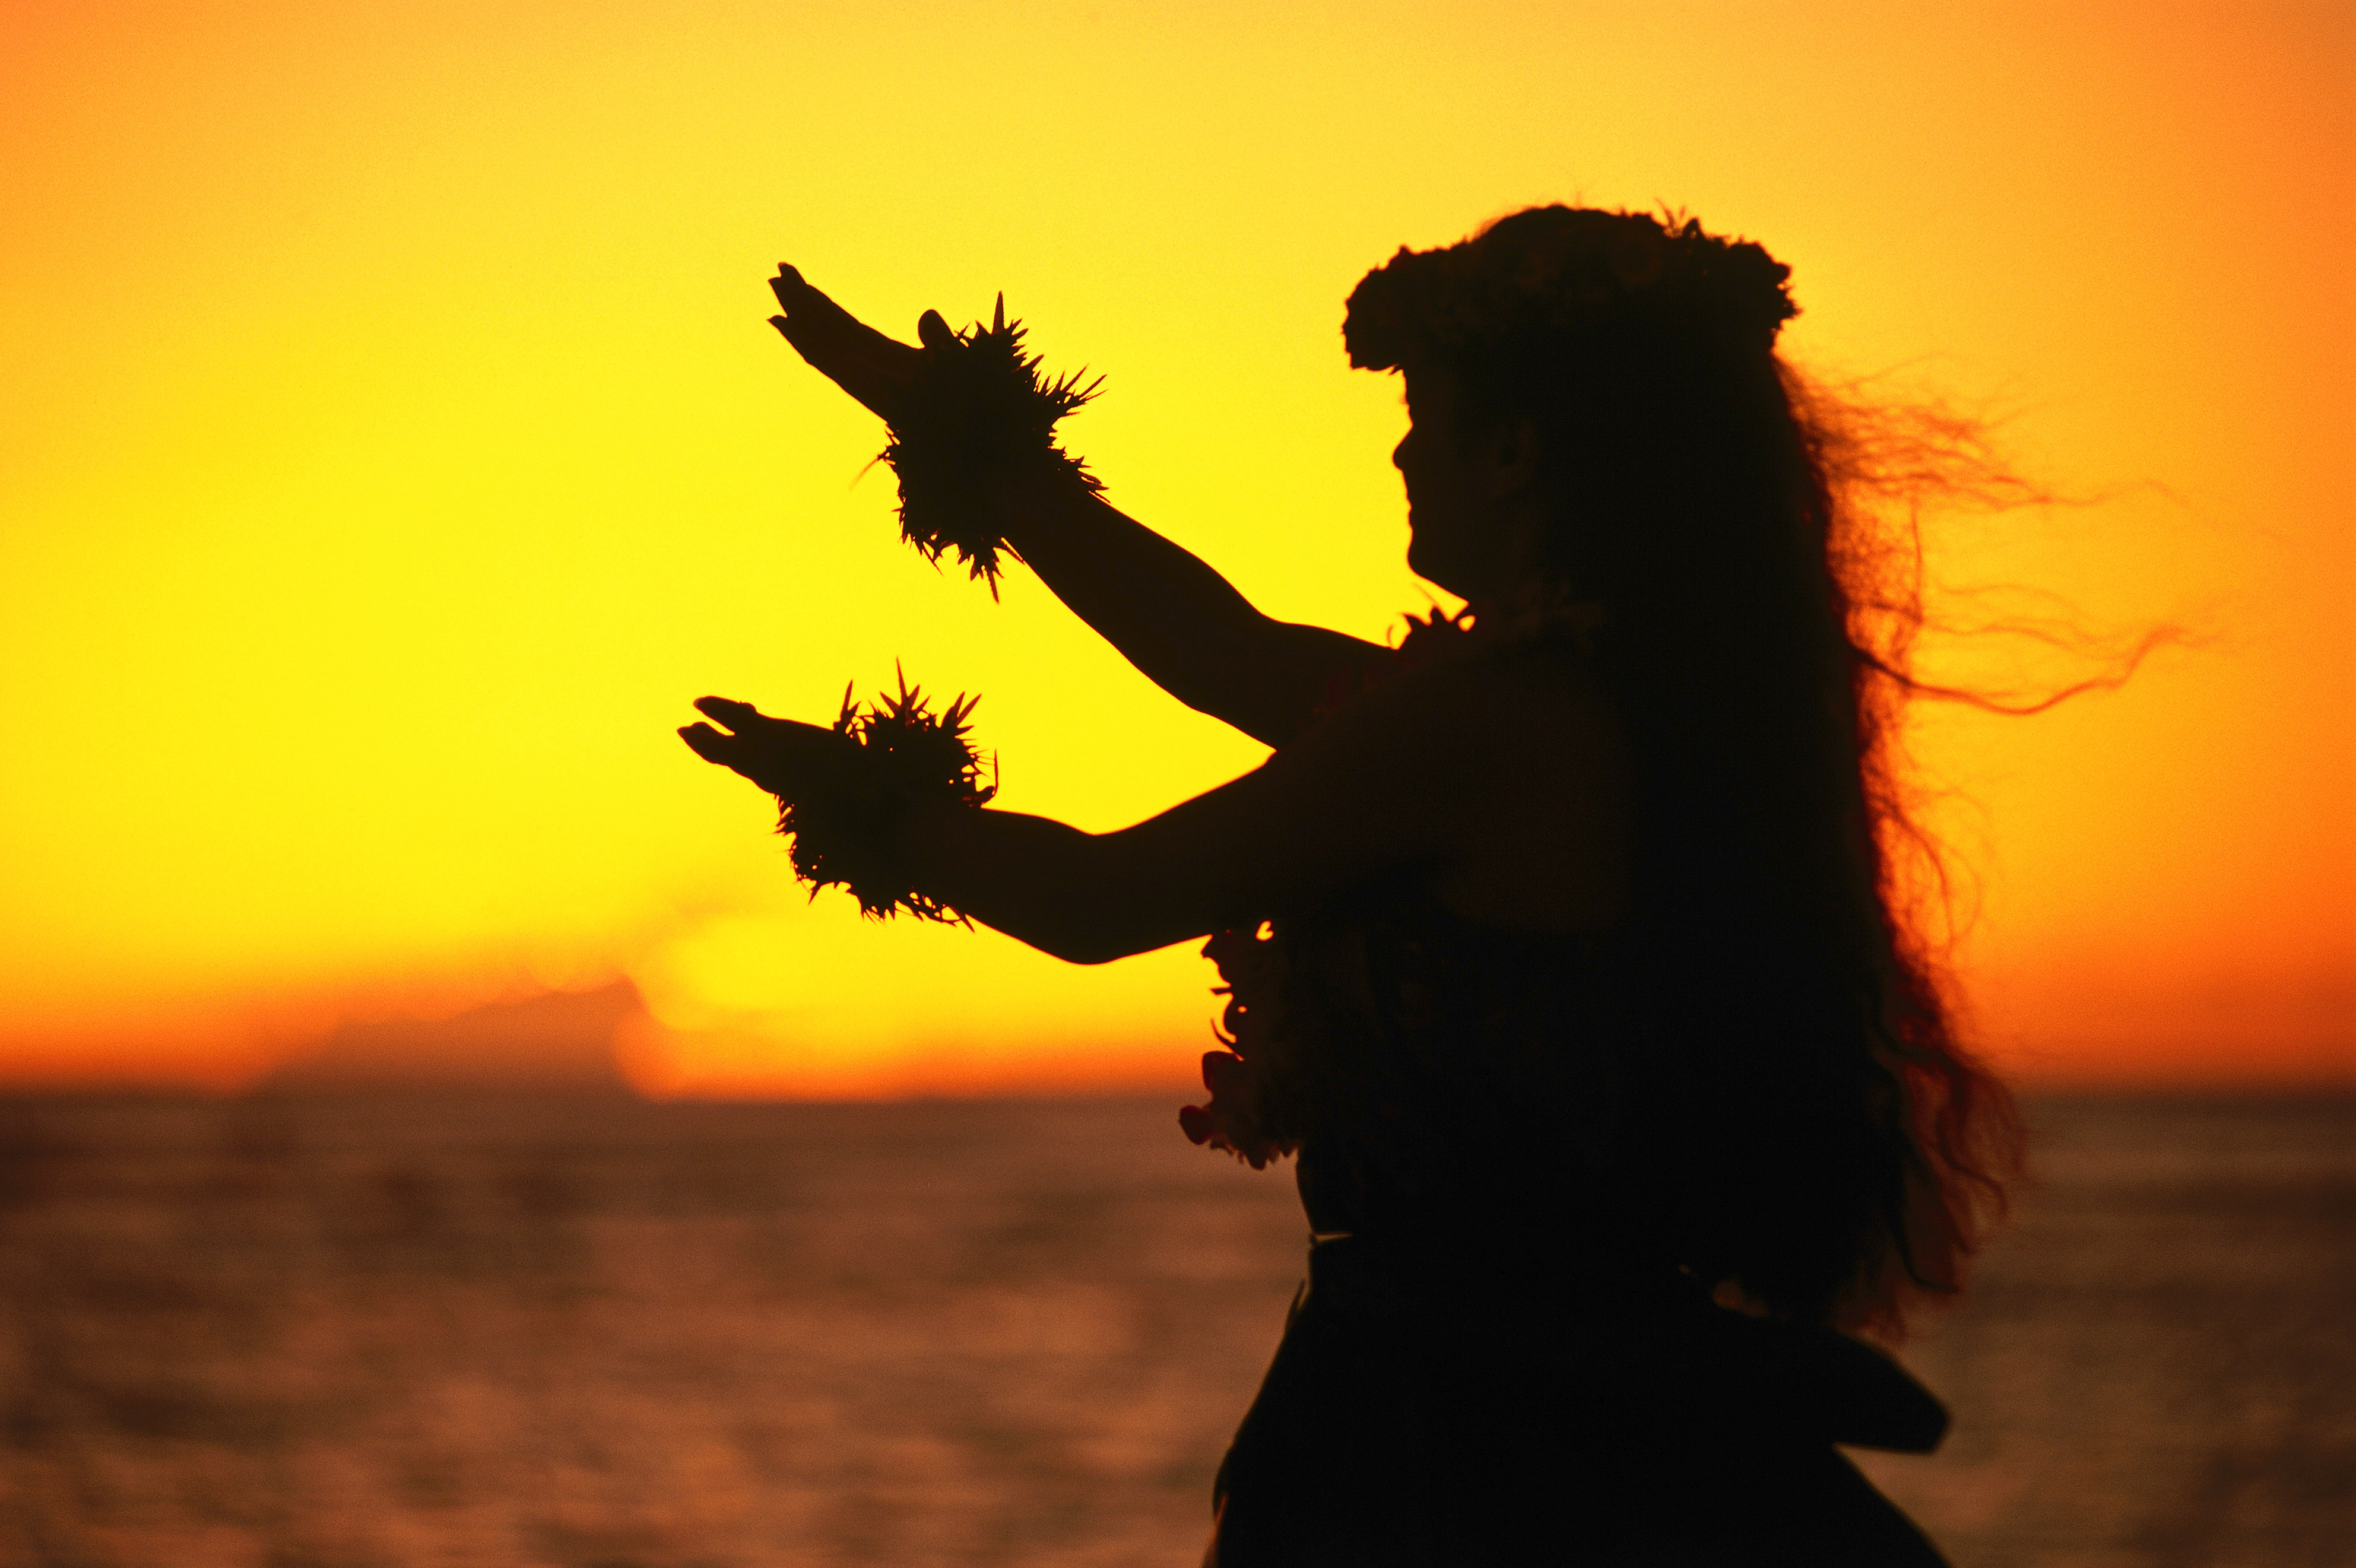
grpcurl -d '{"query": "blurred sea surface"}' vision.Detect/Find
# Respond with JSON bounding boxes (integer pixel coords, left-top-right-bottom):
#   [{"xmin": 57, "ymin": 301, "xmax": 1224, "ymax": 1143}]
[{"xmin": 0, "ymin": 1093, "xmax": 2347, "ymax": 1568}]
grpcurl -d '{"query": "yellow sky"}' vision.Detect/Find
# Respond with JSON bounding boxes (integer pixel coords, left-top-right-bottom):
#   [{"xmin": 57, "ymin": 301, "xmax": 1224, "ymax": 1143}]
[{"xmin": 2, "ymin": 0, "xmax": 2349, "ymax": 1091}]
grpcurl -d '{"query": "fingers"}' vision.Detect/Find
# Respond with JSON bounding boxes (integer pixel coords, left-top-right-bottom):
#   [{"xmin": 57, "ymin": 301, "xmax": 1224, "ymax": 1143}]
[
  {"xmin": 682, "ymin": 699, "xmax": 763, "ymax": 773},
  {"xmin": 693, "ymin": 695, "xmax": 763, "ymax": 729},
  {"xmin": 765, "ymin": 266, "xmax": 924, "ymax": 421},
  {"xmin": 767, "ymin": 265, "xmax": 854, "ymax": 350},
  {"xmin": 769, "ymin": 265, "xmax": 870, "ymax": 343},
  {"xmin": 693, "ymin": 694, "xmax": 836, "ymax": 741},
  {"xmin": 768, "ymin": 263, "xmax": 817, "ymax": 313},
  {"xmin": 680, "ymin": 709, "xmax": 787, "ymax": 793},
  {"xmin": 681, "ymin": 696, "xmax": 849, "ymax": 787},
  {"xmin": 677, "ymin": 721, "xmax": 735, "ymax": 763}
]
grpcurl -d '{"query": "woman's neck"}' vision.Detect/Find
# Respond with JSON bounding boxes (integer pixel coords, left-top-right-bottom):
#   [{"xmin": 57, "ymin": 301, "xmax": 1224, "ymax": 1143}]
[{"xmin": 1464, "ymin": 577, "xmax": 1606, "ymax": 643}]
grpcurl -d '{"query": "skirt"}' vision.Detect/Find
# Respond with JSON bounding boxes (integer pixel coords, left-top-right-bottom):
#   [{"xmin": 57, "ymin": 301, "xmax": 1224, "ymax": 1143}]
[{"xmin": 1208, "ymin": 1237, "xmax": 1951, "ymax": 1567}]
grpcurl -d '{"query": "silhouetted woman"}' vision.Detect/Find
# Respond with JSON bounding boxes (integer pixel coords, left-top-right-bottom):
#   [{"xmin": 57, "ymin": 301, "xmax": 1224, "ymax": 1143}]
[{"xmin": 682, "ymin": 207, "xmax": 2021, "ymax": 1566}]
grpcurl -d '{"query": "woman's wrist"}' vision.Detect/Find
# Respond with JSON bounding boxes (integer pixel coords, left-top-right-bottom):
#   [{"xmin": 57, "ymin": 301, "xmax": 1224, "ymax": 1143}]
[
  {"xmin": 981, "ymin": 464, "xmax": 1104, "ymax": 557},
  {"xmin": 766, "ymin": 676, "xmax": 997, "ymax": 924},
  {"xmin": 877, "ymin": 300, "xmax": 1101, "ymax": 595}
]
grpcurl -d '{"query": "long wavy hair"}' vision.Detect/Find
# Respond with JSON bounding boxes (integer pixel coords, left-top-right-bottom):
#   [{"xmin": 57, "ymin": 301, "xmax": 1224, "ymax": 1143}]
[{"xmin": 1347, "ymin": 206, "xmax": 2025, "ymax": 1337}]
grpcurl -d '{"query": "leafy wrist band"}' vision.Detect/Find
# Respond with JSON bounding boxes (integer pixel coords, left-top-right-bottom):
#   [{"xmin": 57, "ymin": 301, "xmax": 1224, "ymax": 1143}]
[
  {"xmin": 882, "ymin": 297, "xmax": 1102, "ymax": 595},
  {"xmin": 775, "ymin": 671, "xmax": 995, "ymax": 923}
]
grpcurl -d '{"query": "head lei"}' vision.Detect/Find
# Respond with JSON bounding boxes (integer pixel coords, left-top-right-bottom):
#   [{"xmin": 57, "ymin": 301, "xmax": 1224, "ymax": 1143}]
[{"xmin": 1343, "ymin": 206, "xmax": 1797, "ymax": 373}]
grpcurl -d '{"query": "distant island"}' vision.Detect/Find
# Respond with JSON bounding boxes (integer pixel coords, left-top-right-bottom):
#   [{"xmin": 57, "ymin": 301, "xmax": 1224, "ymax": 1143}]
[{"xmin": 259, "ymin": 980, "xmax": 642, "ymax": 1095}]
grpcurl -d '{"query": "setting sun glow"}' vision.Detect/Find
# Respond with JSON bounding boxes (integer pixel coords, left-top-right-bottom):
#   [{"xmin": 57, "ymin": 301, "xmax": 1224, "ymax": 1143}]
[{"xmin": 3, "ymin": 1, "xmax": 2348, "ymax": 1094}]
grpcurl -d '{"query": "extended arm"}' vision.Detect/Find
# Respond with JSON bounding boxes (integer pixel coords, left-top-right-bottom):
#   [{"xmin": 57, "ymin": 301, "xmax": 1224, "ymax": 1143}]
[
  {"xmin": 682, "ymin": 645, "xmax": 1626, "ymax": 962},
  {"xmin": 892, "ymin": 737, "xmax": 1427, "ymax": 962},
  {"xmin": 991, "ymin": 475, "xmax": 1388, "ymax": 747},
  {"xmin": 769, "ymin": 266, "xmax": 1390, "ymax": 748},
  {"xmin": 686, "ymin": 676, "xmax": 1446, "ymax": 960}
]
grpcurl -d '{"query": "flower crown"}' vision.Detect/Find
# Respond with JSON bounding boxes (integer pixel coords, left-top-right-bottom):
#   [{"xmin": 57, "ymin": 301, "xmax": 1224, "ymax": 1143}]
[{"xmin": 1342, "ymin": 206, "xmax": 1797, "ymax": 372}]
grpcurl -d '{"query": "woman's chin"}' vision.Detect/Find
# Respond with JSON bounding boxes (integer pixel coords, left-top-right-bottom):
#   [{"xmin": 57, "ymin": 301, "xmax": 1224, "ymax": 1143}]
[
  {"xmin": 1404, "ymin": 541, "xmax": 1455, "ymax": 596},
  {"xmin": 1407, "ymin": 558, "xmax": 1472, "ymax": 603}
]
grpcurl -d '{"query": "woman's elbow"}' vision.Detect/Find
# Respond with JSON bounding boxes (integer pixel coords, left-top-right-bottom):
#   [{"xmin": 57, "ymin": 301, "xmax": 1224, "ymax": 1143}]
[
  {"xmin": 983, "ymin": 913, "xmax": 1156, "ymax": 967},
  {"xmin": 1036, "ymin": 928, "xmax": 1136, "ymax": 966}
]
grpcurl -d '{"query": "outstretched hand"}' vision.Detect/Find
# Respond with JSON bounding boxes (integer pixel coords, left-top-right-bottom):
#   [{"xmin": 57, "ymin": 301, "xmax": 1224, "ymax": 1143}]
[
  {"xmin": 678, "ymin": 696, "xmax": 853, "ymax": 799},
  {"xmin": 768, "ymin": 264, "xmax": 960, "ymax": 423}
]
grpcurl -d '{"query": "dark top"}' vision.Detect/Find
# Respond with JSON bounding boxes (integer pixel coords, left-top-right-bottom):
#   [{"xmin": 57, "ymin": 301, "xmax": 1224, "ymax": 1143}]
[{"xmin": 1241, "ymin": 875, "xmax": 1631, "ymax": 1253}]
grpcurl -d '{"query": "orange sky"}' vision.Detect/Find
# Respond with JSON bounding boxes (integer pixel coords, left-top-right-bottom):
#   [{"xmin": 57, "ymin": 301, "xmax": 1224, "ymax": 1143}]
[{"xmin": 2, "ymin": 0, "xmax": 2349, "ymax": 1094}]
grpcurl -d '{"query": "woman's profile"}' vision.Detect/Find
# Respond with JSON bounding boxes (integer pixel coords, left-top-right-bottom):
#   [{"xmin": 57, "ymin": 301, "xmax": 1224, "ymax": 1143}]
[{"xmin": 680, "ymin": 206, "xmax": 2022, "ymax": 1566}]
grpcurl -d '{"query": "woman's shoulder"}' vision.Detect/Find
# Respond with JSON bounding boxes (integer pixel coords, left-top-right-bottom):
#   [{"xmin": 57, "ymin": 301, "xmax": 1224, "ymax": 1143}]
[{"xmin": 1264, "ymin": 615, "xmax": 1622, "ymax": 840}]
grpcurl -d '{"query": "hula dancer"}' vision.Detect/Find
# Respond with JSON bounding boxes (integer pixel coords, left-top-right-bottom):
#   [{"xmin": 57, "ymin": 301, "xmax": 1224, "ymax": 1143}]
[{"xmin": 681, "ymin": 207, "xmax": 2019, "ymax": 1566}]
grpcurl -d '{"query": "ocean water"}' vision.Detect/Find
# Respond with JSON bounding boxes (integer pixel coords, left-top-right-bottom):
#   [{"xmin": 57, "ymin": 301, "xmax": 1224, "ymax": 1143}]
[{"xmin": 0, "ymin": 1093, "xmax": 2345, "ymax": 1567}]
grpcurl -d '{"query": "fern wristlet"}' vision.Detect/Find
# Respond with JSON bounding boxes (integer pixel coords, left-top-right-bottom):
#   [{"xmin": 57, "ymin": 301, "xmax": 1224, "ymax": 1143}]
[
  {"xmin": 763, "ymin": 268, "xmax": 1101, "ymax": 596},
  {"xmin": 682, "ymin": 674, "xmax": 997, "ymax": 924},
  {"xmin": 883, "ymin": 298, "xmax": 1102, "ymax": 596}
]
